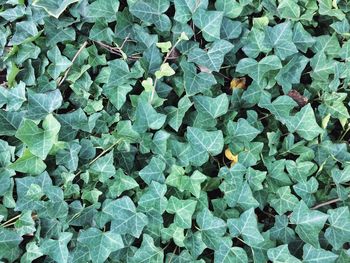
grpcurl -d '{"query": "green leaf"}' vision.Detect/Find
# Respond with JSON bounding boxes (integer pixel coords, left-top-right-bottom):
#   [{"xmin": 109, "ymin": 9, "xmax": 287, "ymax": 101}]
[
  {"xmin": 180, "ymin": 60, "xmax": 217, "ymax": 96},
  {"xmin": 108, "ymin": 168, "xmax": 139, "ymax": 198},
  {"xmin": 277, "ymin": 0, "xmax": 300, "ymax": 19},
  {"xmin": 187, "ymin": 40, "xmax": 234, "ymax": 72},
  {"xmin": 130, "ymin": 234, "xmax": 164, "ymax": 263},
  {"xmin": 166, "ymin": 167, "xmax": 207, "ymax": 198},
  {"xmin": 228, "ymin": 208, "xmax": 264, "ymax": 246},
  {"xmin": 27, "ymin": 89, "xmax": 62, "ymax": 120},
  {"xmin": 9, "ymin": 21, "xmax": 38, "ymax": 46},
  {"xmin": 324, "ymin": 207, "xmax": 350, "ymax": 249},
  {"xmin": 139, "ymin": 156, "xmax": 166, "ymax": 185},
  {"xmin": 292, "ymin": 23, "xmax": 315, "ymax": 52},
  {"xmin": 47, "ymin": 46, "xmax": 72, "ymax": 80},
  {"xmin": 193, "ymin": 94, "xmax": 229, "ymax": 119},
  {"xmin": 196, "ymin": 208, "xmax": 227, "ymax": 249},
  {"xmin": 165, "ymin": 96, "xmax": 193, "ymax": 131},
  {"xmin": 90, "ymin": 151, "xmax": 115, "ymax": 183},
  {"xmin": 303, "ymin": 244, "xmax": 338, "ymax": 263},
  {"xmin": 0, "ymin": 228, "xmax": 22, "ymax": 262},
  {"xmin": 129, "ymin": 0, "xmax": 171, "ymax": 32},
  {"xmin": 174, "ymin": 0, "xmax": 208, "ymax": 23},
  {"xmin": 41, "ymin": 232, "xmax": 73, "ymax": 263},
  {"xmin": 86, "ymin": 0, "xmax": 120, "ymax": 22},
  {"xmin": 236, "ymin": 55, "xmax": 282, "ymax": 84},
  {"xmin": 186, "ymin": 127, "xmax": 224, "ymax": 166},
  {"xmin": 267, "ymin": 245, "xmax": 302, "ymax": 263},
  {"xmin": 270, "ymin": 215, "xmax": 296, "ymax": 243},
  {"xmin": 77, "ymin": 227, "xmax": 124, "ymax": 263},
  {"xmin": 265, "ymin": 22, "xmax": 298, "ymax": 60},
  {"xmin": 102, "ymin": 196, "xmax": 148, "ymax": 238},
  {"xmin": 275, "ymin": 55, "xmax": 309, "ymax": 92},
  {"xmin": 192, "ymin": 9, "xmax": 223, "ymax": 42},
  {"xmin": 166, "ymin": 196, "xmax": 197, "ymax": 229},
  {"xmin": 103, "ymin": 84, "xmax": 133, "ymax": 110},
  {"xmin": 16, "ymin": 114, "xmax": 60, "ymax": 160},
  {"xmin": 215, "ymin": 0, "xmax": 243, "ymax": 19},
  {"xmin": 214, "ymin": 237, "xmax": 248, "ymax": 263},
  {"xmin": 270, "ymin": 186, "xmax": 299, "ymax": 215},
  {"xmin": 290, "ymin": 201, "xmax": 328, "ymax": 247},
  {"xmin": 133, "ymin": 99, "xmax": 167, "ymax": 133},
  {"xmin": 33, "ymin": 0, "xmax": 79, "ymax": 18},
  {"xmin": 286, "ymin": 104, "xmax": 323, "ymax": 141}
]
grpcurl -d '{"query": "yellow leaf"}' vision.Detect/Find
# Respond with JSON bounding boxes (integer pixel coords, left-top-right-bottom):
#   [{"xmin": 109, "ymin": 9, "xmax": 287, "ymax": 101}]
[
  {"xmin": 230, "ymin": 78, "xmax": 246, "ymax": 90},
  {"xmin": 225, "ymin": 148, "xmax": 238, "ymax": 161}
]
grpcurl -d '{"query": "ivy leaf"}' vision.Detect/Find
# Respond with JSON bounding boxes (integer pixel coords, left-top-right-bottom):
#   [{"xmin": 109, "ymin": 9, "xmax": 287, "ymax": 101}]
[
  {"xmin": 174, "ymin": 0, "xmax": 208, "ymax": 23},
  {"xmin": 9, "ymin": 21, "xmax": 38, "ymax": 46},
  {"xmin": 86, "ymin": 0, "xmax": 120, "ymax": 22},
  {"xmin": 103, "ymin": 84, "xmax": 133, "ymax": 111},
  {"xmin": 27, "ymin": 89, "xmax": 63, "ymax": 120},
  {"xmin": 180, "ymin": 60, "xmax": 217, "ymax": 96},
  {"xmin": 187, "ymin": 40, "xmax": 234, "ymax": 72},
  {"xmin": 193, "ymin": 94, "xmax": 229, "ymax": 119},
  {"xmin": 186, "ymin": 127, "xmax": 224, "ymax": 166},
  {"xmin": 214, "ymin": 237, "xmax": 248, "ymax": 263},
  {"xmin": 270, "ymin": 186, "xmax": 299, "ymax": 215},
  {"xmin": 41, "ymin": 232, "xmax": 73, "ymax": 263},
  {"xmin": 236, "ymin": 55, "xmax": 282, "ymax": 84},
  {"xmin": 270, "ymin": 215, "xmax": 296, "ymax": 243},
  {"xmin": 9, "ymin": 149, "xmax": 46, "ymax": 175},
  {"xmin": 303, "ymin": 244, "xmax": 338, "ymax": 263},
  {"xmin": 108, "ymin": 168, "xmax": 139, "ymax": 198},
  {"xmin": 268, "ymin": 245, "xmax": 302, "ymax": 263},
  {"xmin": 196, "ymin": 208, "xmax": 227, "ymax": 249},
  {"xmin": 77, "ymin": 228, "xmax": 124, "ymax": 263},
  {"xmin": 290, "ymin": 201, "xmax": 328, "ymax": 247},
  {"xmin": 33, "ymin": 0, "xmax": 79, "ymax": 18},
  {"xmin": 102, "ymin": 196, "xmax": 148, "ymax": 238},
  {"xmin": 264, "ymin": 22, "xmax": 298, "ymax": 60},
  {"xmin": 130, "ymin": 234, "xmax": 164, "ymax": 263},
  {"xmin": 139, "ymin": 156, "xmax": 166, "ymax": 185},
  {"xmin": 0, "ymin": 228, "xmax": 22, "ymax": 262},
  {"xmin": 165, "ymin": 96, "xmax": 193, "ymax": 131},
  {"xmin": 129, "ymin": 0, "xmax": 171, "ymax": 32},
  {"xmin": 133, "ymin": 99, "xmax": 167, "ymax": 133},
  {"xmin": 166, "ymin": 196, "xmax": 197, "ymax": 229},
  {"xmin": 228, "ymin": 208, "xmax": 264, "ymax": 246},
  {"xmin": 47, "ymin": 46, "xmax": 72, "ymax": 80},
  {"xmin": 90, "ymin": 151, "xmax": 115, "ymax": 183},
  {"xmin": 16, "ymin": 114, "xmax": 60, "ymax": 160},
  {"xmin": 324, "ymin": 207, "xmax": 350, "ymax": 249},
  {"xmin": 286, "ymin": 104, "xmax": 323, "ymax": 141},
  {"xmin": 192, "ymin": 9, "xmax": 223, "ymax": 42}
]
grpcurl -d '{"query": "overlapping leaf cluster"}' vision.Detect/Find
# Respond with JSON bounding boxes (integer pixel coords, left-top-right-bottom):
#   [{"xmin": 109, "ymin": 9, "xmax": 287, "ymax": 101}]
[{"xmin": 1, "ymin": 0, "xmax": 350, "ymax": 262}]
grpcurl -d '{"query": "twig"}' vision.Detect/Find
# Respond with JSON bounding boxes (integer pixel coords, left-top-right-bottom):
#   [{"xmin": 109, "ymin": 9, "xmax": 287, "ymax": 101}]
[
  {"xmin": 150, "ymin": 38, "xmax": 182, "ymax": 103},
  {"xmin": 311, "ymin": 196, "xmax": 346, "ymax": 210},
  {"xmin": 58, "ymin": 41, "xmax": 88, "ymax": 86},
  {"xmin": 167, "ymin": 246, "xmax": 178, "ymax": 263},
  {"xmin": 1, "ymin": 214, "xmax": 21, "ymax": 227},
  {"xmin": 75, "ymin": 139, "xmax": 121, "ymax": 177}
]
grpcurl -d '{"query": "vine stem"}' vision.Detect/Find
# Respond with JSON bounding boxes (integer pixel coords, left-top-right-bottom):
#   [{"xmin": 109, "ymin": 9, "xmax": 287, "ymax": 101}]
[
  {"xmin": 311, "ymin": 196, "xmax": 346, "ymax": 210},
  {"xmin": 75, "ymin": 139, "xmax": 122, "ymax": 177},
  {"xmin": 58, "ymin": 41, "xmax": 88, "ymax": 86},
  {"xmin": 150, "ymin": 38, "xmax": 183, "ymax": 103}
]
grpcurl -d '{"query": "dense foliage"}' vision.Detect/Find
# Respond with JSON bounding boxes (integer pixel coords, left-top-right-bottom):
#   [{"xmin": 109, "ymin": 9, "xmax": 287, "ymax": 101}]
[{"xmin": 1, "ymin": 0, "xmax": 350, "ymax": 262}]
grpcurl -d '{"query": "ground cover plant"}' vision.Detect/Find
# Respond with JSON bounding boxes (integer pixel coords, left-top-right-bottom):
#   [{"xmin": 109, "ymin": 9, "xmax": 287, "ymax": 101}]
[{"xmin": 1, "ymin": 0, "xmax": 350, "ymax": 262}]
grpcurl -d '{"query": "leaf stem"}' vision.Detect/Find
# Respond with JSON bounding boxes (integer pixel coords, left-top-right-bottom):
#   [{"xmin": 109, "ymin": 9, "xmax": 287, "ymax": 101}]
[
  {"xmin": 150, "ymin": 38, "xmax": 182, "ymax": 103},
  {"xmin": 311, "ymin": 196, "xmax": 346, "ymax": 210},
  {"xmin": 75, "ymin": 139, "xmax": 122, "ymax": 177},
  {"xmin": 0, "ymin": 214, "xmax": 21, "ymax": 227},
  {"xmin": 58, "ymin": 41, "xmax": 88, "ymax": 86}
]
